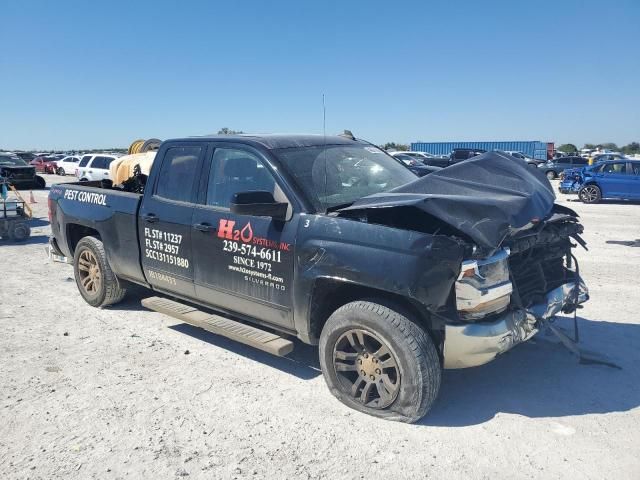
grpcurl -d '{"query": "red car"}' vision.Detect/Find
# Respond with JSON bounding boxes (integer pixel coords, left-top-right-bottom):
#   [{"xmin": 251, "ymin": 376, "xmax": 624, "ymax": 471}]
[{"xmin": 30, "ymin": 156, "xmax": 59, "ymax": 174}]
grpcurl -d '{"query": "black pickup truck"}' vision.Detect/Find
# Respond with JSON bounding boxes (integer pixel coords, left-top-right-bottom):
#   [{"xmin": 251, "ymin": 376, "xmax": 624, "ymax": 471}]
[{"xmin": 48, "ymin": 135, "xmax": 589, "ymax": 422}]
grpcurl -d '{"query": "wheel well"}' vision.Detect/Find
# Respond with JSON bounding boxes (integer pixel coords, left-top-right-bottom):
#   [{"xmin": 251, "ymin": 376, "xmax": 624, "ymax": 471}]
[
  {"xmin": 66, "ymin": 224, "xmax": 100, "ymax": 255},
  {"xmin": 308, "ymin": 278, "xmax": 438, "ymax": 345}
]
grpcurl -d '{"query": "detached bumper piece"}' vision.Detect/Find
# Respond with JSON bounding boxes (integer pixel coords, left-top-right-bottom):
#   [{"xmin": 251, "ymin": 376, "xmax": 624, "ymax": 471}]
[{"xmin": 444, "ymin": 279, "xmax": 588, "ymax": 369}]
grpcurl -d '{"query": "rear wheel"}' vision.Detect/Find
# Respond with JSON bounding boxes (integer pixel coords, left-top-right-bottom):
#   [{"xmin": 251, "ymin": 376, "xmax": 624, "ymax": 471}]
[
  {"xmin": 57, "ymin": 167, "xmax": 65, "ymax": 176},
  {"xmin": 579, "ymin": 184, "xmax": 602, "ymax": 204},
  {"xmin": 546, "ymin": 170, "xmax": 556, "ymax": 180},
  {"xmin": 73, "ymin": 236, "xmax": 127, "ymax": 307},
  {"xmin": 319, "ymin": 301, "xmax": 441, "ymax": 423},
  {"xmin": 34, "ymin": 176, "xmax": 46, "ymax": 189}
]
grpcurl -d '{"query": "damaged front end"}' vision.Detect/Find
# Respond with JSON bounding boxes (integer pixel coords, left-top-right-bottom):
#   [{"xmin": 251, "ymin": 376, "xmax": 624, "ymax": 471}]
[
  {"xmin": 444, "ymin": 229, "xmax": 589, "ymax": 368},
  {"xmin": 337, "ymin": 152, "xmax": 590, "ymax": 368},
  {"xmin": 443, "ymin": 207, "xmax": 590, "ymax": 368}
]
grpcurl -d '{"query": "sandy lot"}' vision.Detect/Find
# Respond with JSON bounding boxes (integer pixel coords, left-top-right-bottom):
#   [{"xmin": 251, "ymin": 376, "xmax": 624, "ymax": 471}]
[{"xmin": 1, "ymin": 174, "xmax": 639, "ymax": 479}]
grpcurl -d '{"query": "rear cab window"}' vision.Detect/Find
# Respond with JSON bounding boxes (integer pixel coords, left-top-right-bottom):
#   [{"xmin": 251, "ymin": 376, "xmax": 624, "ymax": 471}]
[{"xmin": 154, "ymin": 146, "xmax": 202, "ymax": 203}]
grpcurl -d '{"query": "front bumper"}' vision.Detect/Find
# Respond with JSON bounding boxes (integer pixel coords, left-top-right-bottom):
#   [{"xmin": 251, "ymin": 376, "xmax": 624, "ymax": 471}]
[
  {"xmin": 559, "ymin": 183, "xmax": 580, "ymax": 194},
  {"xmin": 443, "ymin": 279, "xmax": 589, "ymax": 369}
]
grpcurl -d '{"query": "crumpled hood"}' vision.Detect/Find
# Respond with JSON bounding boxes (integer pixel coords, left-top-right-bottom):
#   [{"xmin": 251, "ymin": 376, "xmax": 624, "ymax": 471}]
[{"xmin": 337, "ymin": 151, "xmax": 558, "ymax": 249}]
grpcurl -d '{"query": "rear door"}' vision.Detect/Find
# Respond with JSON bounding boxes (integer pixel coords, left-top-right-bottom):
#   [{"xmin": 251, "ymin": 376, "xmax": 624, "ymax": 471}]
[
  {"xmin": 139, "ymin": 143, "xmax": 205, "ymax": 299},
  {"xmin": 191, "ymin": 143, "xmax": 298, "ymax": 330}
]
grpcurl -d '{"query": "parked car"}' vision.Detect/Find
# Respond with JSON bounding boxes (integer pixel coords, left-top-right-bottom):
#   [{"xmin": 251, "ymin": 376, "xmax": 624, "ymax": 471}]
[
  {"xmin": 401, "ymin": 151, "xmax": 450, "ymax": 168},
  {"xmin": 56, "ymin": 156, "xmax": 80, "ymax": 176},
  {"xmin": 591, "ymin": 153, "xmax": 626, "ymax": 163},
  {"xmin": 30, "ymin": 156, "xmax": 59, "ymax": 174},
  {"xmin": 0, "ymin": 152, "xmax": 44, "ymax": 189},
  {"xmin": 538, "ymin": 156, "xmax": 588, "ymax": 179},
  {"xmin": 577, "ymin": 159, "xmax": 640, "ymax": 203},
  {"xmin": 13, "ymin": 152, "xmax": 36, "ymax": 162},
  {"xmin": 76, "ymin": 154, "xmax": 119, "ymax": 181},
  {"xmin": 504, "ymin": 151, "xmax": 544, "ymax": 167},
  {"xmin": 449, "ymin": 148, "xmax": 487, "ymax": 164},
  {"xmin": 389, "ymin": 152, "xmax": 442, "ymax": 176},
  {"xmin": 49, "ymin": 135, "xmax": 588, "ymax": 423}
]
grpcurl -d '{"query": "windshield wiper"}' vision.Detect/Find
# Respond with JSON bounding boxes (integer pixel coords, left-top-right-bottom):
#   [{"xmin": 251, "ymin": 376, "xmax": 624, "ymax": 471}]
[{"xmin": 325, "ymin": 201, "xmax": 355, "ymax": 214}]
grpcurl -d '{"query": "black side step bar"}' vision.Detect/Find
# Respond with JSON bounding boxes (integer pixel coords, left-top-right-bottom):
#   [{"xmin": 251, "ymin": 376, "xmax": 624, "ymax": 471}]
[{"xmin": 141, "ymin": 296, "xmax": 294, "ymax": 356}]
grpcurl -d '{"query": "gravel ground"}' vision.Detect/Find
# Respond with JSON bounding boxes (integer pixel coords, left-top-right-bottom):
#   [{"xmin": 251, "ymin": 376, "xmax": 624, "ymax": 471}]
[{"xmin": 1, "ymin": 174, "xmax": 639, "ymax": 479}]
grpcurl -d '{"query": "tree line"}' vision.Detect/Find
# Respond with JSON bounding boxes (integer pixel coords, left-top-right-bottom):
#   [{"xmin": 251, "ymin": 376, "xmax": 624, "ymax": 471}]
[{"xmin": 557, "ymin": 142, "xmax": 640, "ymax": 155}]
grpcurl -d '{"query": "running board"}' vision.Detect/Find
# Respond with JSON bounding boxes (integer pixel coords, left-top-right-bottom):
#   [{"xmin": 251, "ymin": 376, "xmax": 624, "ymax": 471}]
[{"xmin": 141, "ymin": 296, "xmax": 294, "ymax": 356}]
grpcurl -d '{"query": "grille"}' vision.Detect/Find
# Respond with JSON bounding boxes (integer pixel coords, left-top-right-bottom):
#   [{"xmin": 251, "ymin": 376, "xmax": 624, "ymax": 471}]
[{"xmin": 509, "ymin": 252, "xmax": 572, "ymax": 307}]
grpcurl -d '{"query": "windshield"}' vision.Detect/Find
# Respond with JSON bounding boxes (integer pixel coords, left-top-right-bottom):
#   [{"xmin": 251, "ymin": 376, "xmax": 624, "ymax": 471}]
[
  {"xmin": 274, "ymin": 144, "xmax": 417, "ymax": 212},
  {"xmin": 0, "ymin": 155, "xmax": 27, "ymax": 166}
]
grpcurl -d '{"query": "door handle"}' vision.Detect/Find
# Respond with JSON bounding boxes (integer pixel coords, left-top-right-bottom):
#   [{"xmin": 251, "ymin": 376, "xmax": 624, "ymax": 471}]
[
  {"xmin": 193, "ymin": 222, "xmax": 216, "ymax": 232},
  {"xmin": 142, "ymin": 213, "xmax": 159, "ymax": 223}
]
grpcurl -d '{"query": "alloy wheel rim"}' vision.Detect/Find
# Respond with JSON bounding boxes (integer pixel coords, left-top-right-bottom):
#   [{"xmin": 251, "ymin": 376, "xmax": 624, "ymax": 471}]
[
  {"xmin": 582, "ymin": 186, "xmax": 598, "ymax": 202},
  {"xmin": 78, "ymin": 249, "xmax": 101, "ymax": 295},
  {"xmin": 332, "ymin": 329, "xmax": 400, "ymax": 409}
]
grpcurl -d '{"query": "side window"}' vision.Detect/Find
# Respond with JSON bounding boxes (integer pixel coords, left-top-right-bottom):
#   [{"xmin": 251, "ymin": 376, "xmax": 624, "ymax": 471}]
[
  {"xmin": 602, "ymin": 162, "xmax": 627, "ymax": 174},
  {"xmin": 573, "ymin": 157, "xmax": 587, "ymax": 166},
  {"xmin": 91, "ymin": 156, "xmax": 106, "ymax": 169},
  {"xmin": 632, "ymin": 163, "xmax": 640, "ymax": 175},
  {"xmin": 155, "ymin": 146, "xmax": 202, "ymax": 203},
  {"xmin": 205, "ymin": 148, "xmax": 276, "ymax": 208}
]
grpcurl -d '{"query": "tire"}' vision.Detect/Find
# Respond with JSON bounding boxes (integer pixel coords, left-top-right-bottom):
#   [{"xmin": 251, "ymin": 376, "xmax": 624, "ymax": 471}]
[
  {"xmin": 579, "ymin": 184, "xmax": 602, "ymax": 204},
  {"xmin": 546, "ymin": 170, "xmax": 556, "ymax": 180},
  {"xmin": 34, "ymin": 176, "xmax": 46, "ymax": 189},
  {"xmin": 73, "ymin": 236, "xmax": 127, "ymax": 307},
  {"xmin": 8, "ymin": 222, "xmax": 30, "ymax": 242},
  {"xmin": 57, "ymin": 167, "xmax": 65, "ymax": 176},
  {"xmin": 319, "ymin": 300, "xmax": 441, "ymax": 423}
]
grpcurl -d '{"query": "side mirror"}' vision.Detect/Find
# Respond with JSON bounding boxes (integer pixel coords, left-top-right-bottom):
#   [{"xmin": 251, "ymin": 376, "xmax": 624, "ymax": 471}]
[{"xmin": 230, "ymin": 191, "xmax": 288, "ymax": 221}]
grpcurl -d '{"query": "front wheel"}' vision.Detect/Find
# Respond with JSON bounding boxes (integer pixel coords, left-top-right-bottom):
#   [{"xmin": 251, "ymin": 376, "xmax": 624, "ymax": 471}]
[
  {"xmin": 73, "ymin": 236, "xmax": 127, "ymax": 307},
  {"xmin": 546, "ymin": 170, "xmax": 556, "ymax": 180},
  {"xmin": 579, "ymin": 184, "xmax": 602, "ymax": 204},
  {"xmin": 57, "ymin": 167, "xmax": 65, "ymax": 175},
  {"xmin": 319, "ymin": 301, "xmax": 441, "ymax": 423}
]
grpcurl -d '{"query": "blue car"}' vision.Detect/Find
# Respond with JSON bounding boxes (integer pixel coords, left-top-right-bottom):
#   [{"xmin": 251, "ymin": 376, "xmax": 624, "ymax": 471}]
[{"xmin": 576, "ymin": 159, "xmax": 640, "ymax": 203}]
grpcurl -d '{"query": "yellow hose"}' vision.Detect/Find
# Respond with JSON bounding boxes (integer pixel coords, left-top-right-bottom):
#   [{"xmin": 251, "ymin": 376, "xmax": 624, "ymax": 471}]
[
  {"xmin": 128, "ymin": 138, "xmax": 160, "ymax": 155},
  {"xmin": 128, "ymin": 139, "xmax": 145, "ymax": 155}
]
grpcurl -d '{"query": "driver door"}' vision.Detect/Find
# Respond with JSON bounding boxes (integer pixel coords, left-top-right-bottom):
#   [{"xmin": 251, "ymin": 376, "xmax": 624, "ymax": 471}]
[{"xmin": 191, "ymin": 144, "xmax": 298, "ymax": 330}]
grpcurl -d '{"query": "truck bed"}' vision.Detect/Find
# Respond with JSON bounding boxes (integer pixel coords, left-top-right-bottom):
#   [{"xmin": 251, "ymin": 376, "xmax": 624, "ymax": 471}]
[{"xmin": 48, "ymin": 181, "xmax": 147, "ymax": 285}]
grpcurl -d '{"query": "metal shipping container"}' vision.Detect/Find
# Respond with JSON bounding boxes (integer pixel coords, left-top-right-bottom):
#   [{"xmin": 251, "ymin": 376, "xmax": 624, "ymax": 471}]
[{"xmin": 410, "ymin": 141, "xmax": 549, "ymax": 160}]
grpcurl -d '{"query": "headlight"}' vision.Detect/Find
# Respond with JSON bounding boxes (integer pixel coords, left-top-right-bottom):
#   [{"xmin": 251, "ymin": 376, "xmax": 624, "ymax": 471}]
[{"xmin": 456, "ymin": 248, "xmax": 512, "ymax": 320}]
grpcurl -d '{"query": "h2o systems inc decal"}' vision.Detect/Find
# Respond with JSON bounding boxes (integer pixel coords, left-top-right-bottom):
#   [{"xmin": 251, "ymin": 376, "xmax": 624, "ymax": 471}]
[{"xmin": 217, "ymin": 219, "xmax": 291, "ymax": 291}]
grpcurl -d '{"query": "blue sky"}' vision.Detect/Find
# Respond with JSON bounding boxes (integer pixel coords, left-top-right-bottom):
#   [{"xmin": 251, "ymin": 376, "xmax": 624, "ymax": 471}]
[{"xmin": 1, "ymin": 0, "xmax": 638, "ymax": 150}]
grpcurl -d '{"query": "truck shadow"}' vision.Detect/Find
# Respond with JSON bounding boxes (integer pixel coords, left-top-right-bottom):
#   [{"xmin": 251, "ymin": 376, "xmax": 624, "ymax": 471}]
[
  {"xmin": 170, "ymin": 323, "xmax": 322, "ymax": 380},
  {"xmin": 112, "ymin": 291, "xmax": 322, "ymax": 380},
  {"xmin": 421, "ymin": 316, "xmax": 639, "ymax": 427}
]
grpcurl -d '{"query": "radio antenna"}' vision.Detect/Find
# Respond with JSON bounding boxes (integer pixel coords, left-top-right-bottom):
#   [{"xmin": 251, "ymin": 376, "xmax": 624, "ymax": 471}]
[
  {"xmin": 322, "ymin": 94, "xmax": 328, "ymax": 211},
  {"xmin": 322, "ymin": 94, "xmax": 326, "ymax": 138}
]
